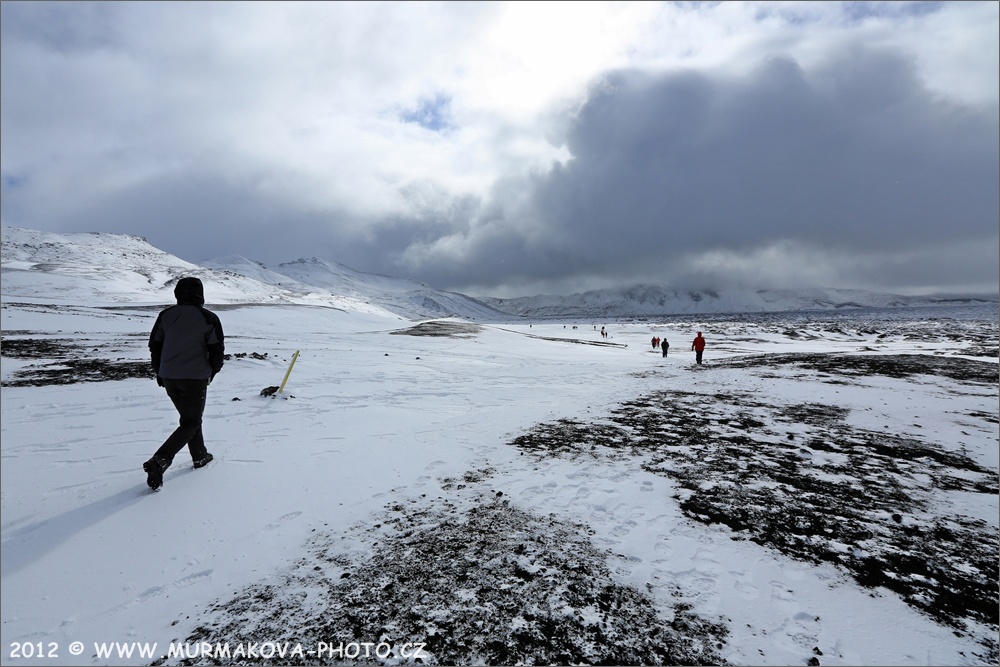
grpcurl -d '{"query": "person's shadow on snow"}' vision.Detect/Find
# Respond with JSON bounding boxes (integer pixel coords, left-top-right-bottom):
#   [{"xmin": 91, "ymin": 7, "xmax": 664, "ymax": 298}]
[{"xmin": 0, "ymin": 469, "xmax": 196, "ymax": 577}]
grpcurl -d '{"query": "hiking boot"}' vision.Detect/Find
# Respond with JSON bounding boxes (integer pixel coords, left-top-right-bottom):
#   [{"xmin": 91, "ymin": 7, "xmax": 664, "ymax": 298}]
[
  {"xmin": 193, "ymin": 452, "xmax": 214, "ymax": 469},
  {"xmin": 143, "ymin": 456, "xmax": 166, "ymax": 490}
]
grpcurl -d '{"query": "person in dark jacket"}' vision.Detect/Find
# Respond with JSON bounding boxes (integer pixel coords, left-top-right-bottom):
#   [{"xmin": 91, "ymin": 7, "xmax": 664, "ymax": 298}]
[
  {"xmin": 143, "ymin": 277, "xmax": 225, "ymax": 490},
  {"xmin": 660, "ymin": 338, "xmax": 670, "ymax": 357}
]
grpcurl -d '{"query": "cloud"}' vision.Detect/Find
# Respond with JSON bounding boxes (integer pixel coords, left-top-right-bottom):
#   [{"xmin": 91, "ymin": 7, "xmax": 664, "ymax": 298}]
[
  {"xmin": 397, "ymin": 43, "xmax": 997, "ymax": 295},
  {"xmin": 1, "ymin": 2, "xmax": 997, "ymax": 297}
]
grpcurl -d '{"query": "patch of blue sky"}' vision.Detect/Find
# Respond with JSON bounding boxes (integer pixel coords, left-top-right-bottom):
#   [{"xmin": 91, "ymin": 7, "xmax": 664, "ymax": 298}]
[
  {"xmin": 2, "ymin": 174, "xmax": 28, "ymax": 189},
  {"xmin": 399, "ymin": 93, "xmax": 455, "ymax": 133}
]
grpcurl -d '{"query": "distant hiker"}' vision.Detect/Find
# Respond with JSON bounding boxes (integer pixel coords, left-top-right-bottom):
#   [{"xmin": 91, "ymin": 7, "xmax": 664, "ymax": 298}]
[
  {"xmin": 661, "ymin": 338, "xmax": 670, "ymax": 357},
  {"xmin": 651, "ymin": 336, "xmax": 658, "ymax": 350},
  {"xmin": 143, "ymin": 277, "xmax": 225, "ymax": 490},
  {"xmin": 691, "ymin": 331, "xmax": 706, "ymax": 365}
]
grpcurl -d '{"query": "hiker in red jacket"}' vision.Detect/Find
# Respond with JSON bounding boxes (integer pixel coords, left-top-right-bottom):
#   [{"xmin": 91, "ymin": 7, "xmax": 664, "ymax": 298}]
[{"xmin": 691, "ymin": 331, "xmax": 706, "ymax": 365}]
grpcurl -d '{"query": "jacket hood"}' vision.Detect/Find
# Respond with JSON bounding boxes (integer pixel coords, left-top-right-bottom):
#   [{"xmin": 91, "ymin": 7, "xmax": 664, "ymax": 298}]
[{"xmin": 174, "ymin": 277, "xmax": 205, "ymax": 306}]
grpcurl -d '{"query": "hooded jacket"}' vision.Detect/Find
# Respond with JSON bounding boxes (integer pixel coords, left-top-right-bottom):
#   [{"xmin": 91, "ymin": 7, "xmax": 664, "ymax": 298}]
[{"xmin": 149, "ymin": 277, "xmax": 225, "ymax": 380}]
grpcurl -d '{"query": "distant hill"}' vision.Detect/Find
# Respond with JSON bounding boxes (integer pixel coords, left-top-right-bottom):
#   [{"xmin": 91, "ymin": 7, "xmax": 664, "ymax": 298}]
[
  {"xmin": 264, "ymin": 257, "xmax": 512, "ymax": 321},
  {"xmin": 477, "ymin": 284, "xmax": 998, "ymax": 320},
  {"xmin": 3, "ymin": 225, "xmax": 995, "ymax": 321},
  {"xmin": 0, "ymin": 226, "xmax": 338, "ymax": 309},
  {"xmin": 0, "ymin": 226, "xmax": 509, "ymax": 321}
]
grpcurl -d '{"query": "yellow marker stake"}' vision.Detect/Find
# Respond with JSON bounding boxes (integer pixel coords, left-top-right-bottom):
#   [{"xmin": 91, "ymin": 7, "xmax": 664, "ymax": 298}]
[{"xmin": 279, "ymin": 350, "xmax": 300, "ymax": 393}]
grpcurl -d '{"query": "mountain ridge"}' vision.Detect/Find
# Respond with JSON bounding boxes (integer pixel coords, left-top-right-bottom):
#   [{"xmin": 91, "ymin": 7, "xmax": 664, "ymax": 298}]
[
  {"xmin": 477, "ymin": 284, "xmax": 998, "ymax": 320},
  {"xmin": 2, "ymin": 225, "xmax": 996, "ymax": 320}
]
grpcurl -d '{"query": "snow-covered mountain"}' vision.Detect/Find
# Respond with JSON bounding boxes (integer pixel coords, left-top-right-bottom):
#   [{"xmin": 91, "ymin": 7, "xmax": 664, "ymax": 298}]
[
  {"xmin": 262, "ymin": 257, "xmax": 512, "ymax": 322},
  {"xmin": 2, "ymin": 226, "xmax": 995, "ymax": 321},
  {"xmin": 479, "ymin": 283, "xmax": 998, "ymax": 319},
  {"xmin": 0, "ymin": 227, "xmax": 312, "ymax": 308},
  {"xmin": 0, "ymin": 227, "xmax": 508, "ymax": 321}
]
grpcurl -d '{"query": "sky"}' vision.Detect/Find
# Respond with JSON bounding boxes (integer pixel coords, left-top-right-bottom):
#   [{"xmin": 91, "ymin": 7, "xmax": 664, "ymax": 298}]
[{"xmin": 1, "ymin": 1, "xmax": 998, "ymax": 298}]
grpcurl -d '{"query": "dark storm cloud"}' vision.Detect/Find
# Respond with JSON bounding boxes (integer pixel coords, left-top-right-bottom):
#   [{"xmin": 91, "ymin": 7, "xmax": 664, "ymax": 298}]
[
  {"xmin": 42, "ymin": 170, "xmax": 359, "ymax": 266},
  {"xmin": 556, "ymin": 51, "xmax": 995, "ymax": 254},
  {"xmin": 30, "ymin": 164, "xmax": 485, "ymax": 284},
  {"xmin": 430, "ymin": 47, "xmax": 998, "ymax": 294}
]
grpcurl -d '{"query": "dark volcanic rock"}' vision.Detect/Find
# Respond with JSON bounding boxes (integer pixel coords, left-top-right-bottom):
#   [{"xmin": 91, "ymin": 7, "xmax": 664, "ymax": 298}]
[
  {"xmin": 513, "ymin": 354, "xmax": 999, "ymax": 649},
  {"xmin": 174, "ymin": 496, "xmax": 729, "ymax": 666}
]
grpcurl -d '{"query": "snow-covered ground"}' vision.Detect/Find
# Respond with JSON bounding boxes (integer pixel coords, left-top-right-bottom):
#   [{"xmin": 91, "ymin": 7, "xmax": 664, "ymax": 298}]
[
  {"xmin": 2, "ymin": 294, "xmax": 997, "ymax": 666},
  {"xmin": 2, "ymin": 226, "xmax": 998, "ymax": 665}
]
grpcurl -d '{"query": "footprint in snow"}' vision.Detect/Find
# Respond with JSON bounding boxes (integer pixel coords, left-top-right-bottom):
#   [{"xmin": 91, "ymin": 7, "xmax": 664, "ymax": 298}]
[{"xmin": 263, "ymin": 511, "xmax": 302, "ymax": 531}]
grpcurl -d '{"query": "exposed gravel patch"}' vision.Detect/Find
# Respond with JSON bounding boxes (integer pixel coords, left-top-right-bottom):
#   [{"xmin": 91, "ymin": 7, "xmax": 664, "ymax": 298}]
[
  {"xmin": 512, "ymin": 354, "xmax": 999, "ymax": 660},
  {"xmin": 389, "ymin": 321, "xmax": 483, "ymax": 338},
  {"xmin": 165, "ymin": 494, "xmax": 729, "ymax": 666},
  {"xmin": 717, "ymin": 352, "xmax": 999, "ymax": 384},
  {"xmin": 1, "ymin": 335, "xmax": 276, "ymax": 387},
  {"xmin": 1, "ymin": 336, "xmax": 154, "ymax": 386}
]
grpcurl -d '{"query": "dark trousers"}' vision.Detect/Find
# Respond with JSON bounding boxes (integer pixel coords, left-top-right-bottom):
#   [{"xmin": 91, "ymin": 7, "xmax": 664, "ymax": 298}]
[
  {"xmin": 153, "ymin": 379, "xmax": 209, "ymax": 467},
  {"xmin": 662, "ymin": 349, "xmax": 668, "ymax": 357},
  {"xmin": 695, "ymin": 350, "xmax": 704, "ymax": 364}
]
